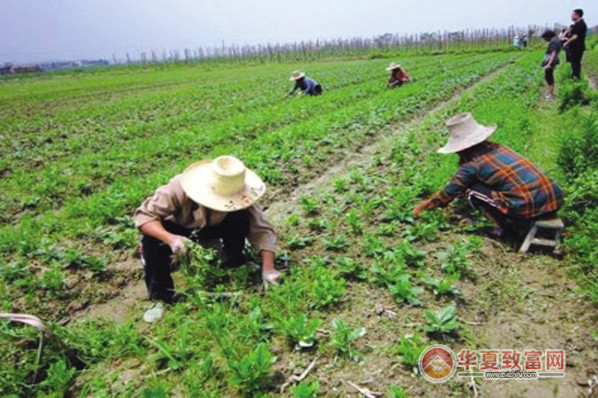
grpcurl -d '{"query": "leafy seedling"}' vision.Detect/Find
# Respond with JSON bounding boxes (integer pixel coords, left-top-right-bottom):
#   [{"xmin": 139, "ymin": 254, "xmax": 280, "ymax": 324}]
[
  {"xmin": 423, "ymin": 306, "xmax": 460, "ymax": 340},
  {"xmin": 291, "ymin": 380, "xmax": 320, "ymax": 398},
  {"xmin": 300, "ymin": 196, "xmax": 319, "ymax": 215},
  {"xmin": 228, "ymin": 343, "xmax": 276, "ymax": 395},
  {"xmin": 322, "ymin": 234, "xmax": 349, "ymax": 251},
  {"xmin": 423, "ymin": 273, "xmax": 461, "ymax": 297},
  {"xmin": 396, "ymin": 333, "xmax": 426, "ymax": 374},
  {"xmin": 310, "ymin": 268, "xmax": 346, "ymax": 309},
  {"xmin": 388, "ymin": 274, "xmax": 423, "ymax": 306},
  {"xmin": 335, "ymin": 257, "xmax": 368, "ymax": 281},
  {"xmin": 330, "ymin": 317, "xmax": 366, "ymax": 362},
  {"xmin": 387, "ymin": 386, "xmax": 409, "ymax": 398},
  {"xmin": 279, "ymin": 313, "xmax": 321, "ymax": 349}
]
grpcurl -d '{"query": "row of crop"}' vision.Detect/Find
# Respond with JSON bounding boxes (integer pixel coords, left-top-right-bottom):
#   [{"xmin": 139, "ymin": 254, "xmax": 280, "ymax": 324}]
[
  {"xmin": 0, "ymin": 53, "xmax": 513, "ymax": 223},
  {"xmin": 1, "ymin": 52, "xmax": 544, "ymax": 398},
  {"xmin": 0, "ymin": 54, "xmax": 518, "ymax": 325},
  {"xmin": 1, "ymin": 53, "xmax": 491, "ymax": 177}
]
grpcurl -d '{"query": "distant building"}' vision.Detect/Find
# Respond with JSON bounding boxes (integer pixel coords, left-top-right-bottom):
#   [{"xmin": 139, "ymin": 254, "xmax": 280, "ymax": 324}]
[{"xmin": 0, "ymin": 63, "xmax": 42, "ymax": 74}]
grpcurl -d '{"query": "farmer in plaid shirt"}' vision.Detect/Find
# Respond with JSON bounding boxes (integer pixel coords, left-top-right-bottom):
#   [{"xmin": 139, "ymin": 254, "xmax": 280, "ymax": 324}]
[{"xmin": 414, "ymin": 113, "xmax": 564, "ymax": 237}]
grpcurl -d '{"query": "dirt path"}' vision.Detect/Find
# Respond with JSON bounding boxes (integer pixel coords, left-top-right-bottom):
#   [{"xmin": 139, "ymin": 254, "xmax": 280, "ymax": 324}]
[{"xmin": 73, "ymin": 62, "xmax": 514, "ymax": 324}]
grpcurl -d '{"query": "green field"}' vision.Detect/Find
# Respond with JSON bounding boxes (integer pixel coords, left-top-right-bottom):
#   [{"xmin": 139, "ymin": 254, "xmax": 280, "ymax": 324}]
[{"xmin": 1, "ymin": 42, "xmax": 598, "ymax": 397}]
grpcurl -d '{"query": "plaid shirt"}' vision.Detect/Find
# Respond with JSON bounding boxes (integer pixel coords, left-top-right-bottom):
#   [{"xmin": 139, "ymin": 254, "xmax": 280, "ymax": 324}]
[{"xmin": 430, "ymin": 142, "xmax": 564, "ymax": 219}]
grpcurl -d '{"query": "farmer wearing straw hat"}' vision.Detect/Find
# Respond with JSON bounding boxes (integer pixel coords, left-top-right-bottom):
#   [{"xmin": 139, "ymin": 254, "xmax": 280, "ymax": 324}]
[
  {"xmin": 288, "ymin": 71, "xmax": 323, "ymax": 96},
  {"xmin": 134, "ymin": 156, "xmax": 280, "ymax": 322},
  {"xmin": 386, "ymin": 62, "xmax": 410, "ymax": 88},
  {"xmin": 413, "ymin": 113, "xmax": 564, "ymax": 238}
]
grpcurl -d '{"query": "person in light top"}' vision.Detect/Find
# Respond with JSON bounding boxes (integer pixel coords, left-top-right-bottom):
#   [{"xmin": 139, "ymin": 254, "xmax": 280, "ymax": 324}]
[{"xmin": 134, "ymin": 156, "xmax": 280, "ymax": 322}]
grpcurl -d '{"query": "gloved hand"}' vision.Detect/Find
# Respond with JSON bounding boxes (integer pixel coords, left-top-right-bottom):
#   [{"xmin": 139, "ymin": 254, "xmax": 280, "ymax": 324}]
[{"xmin": 168, "ymin": 235, "xmax": 191, "ymax": 256}]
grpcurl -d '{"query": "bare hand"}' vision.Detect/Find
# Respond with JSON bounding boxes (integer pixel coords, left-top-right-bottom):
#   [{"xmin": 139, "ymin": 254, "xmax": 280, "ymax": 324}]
[
  {"xmin": 413, "ymin": 200, "xmax": 431, "ymax": 218},
  {"xmin": 168, "ymin": 235, "xmax": 191, "ymax": 256}
]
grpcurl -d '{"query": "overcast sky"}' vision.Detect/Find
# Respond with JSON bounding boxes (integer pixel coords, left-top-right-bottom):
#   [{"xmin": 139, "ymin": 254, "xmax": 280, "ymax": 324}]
[{"xmin": 0, "ymin": 0, "xmax": 595, "ymax": 63}]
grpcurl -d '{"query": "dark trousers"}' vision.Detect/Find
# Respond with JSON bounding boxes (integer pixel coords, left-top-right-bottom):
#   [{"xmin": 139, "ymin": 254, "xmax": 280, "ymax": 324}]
[
  {"xmin": 141, "ymin": 210, "xmax": 250, "ymax": 303},
  {"xmin": 568, "ymin": 51, "xmax": 584, "ymax": 79},
  {"xmin": 466, "ymin": 183, "xmax": 557, "ymax": 232}
]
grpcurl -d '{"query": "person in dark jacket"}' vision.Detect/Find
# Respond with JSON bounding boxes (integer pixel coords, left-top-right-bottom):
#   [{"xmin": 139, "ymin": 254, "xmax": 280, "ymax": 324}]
[
  {"xmin": 386, "ymin": 62, "xmax": 411, "ymax": 88},
  {"xmin": 541, "ymin": 30, "xmax": 561, "ymax": 100},
  {"xmin": 288, "ymin": 71, "xmax": 322, "ymax": 96},
  {"xmin": 414, "ymin": 113, "xmax": 564, "ymax": 239},
  {"xmin": 564, "ymin": 9, "xmax": 587, "ymax": 79}
]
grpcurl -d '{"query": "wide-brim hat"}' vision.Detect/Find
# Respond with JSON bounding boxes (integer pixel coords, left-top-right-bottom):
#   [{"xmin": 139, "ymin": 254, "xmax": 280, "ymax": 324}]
[
  {"xmin": 437, "ymin": 113, "xmax": 497, "ymax": 154},
  {"xmin": 290, "ymin": 70, "xmax": 306, "ymax": 81},
  {"xmin": 181, "ymin": 156, "xmax": 266, "ymax": 212},
  {"xmin": 386, "ymin": 62, "xmax": 401, "ymax": 71}
]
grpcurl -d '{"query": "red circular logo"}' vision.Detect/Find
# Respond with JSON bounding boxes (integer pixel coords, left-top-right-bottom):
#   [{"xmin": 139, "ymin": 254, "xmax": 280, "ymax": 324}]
[{"xmin": 419, "ymin": 344, "xmax": 457, "ymax": 383}]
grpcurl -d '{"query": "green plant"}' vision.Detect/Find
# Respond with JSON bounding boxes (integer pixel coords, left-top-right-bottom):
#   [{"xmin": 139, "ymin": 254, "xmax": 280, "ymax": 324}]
[
  {"xmin": 310, "ymin": 268, "xmax": 346, "ymax": 309},
  {"xmin": 37, "ymin": 359, "xmax": 76, "ymax": 397},
  {"xmin": 436, "ymin": 243, "xmax": 475, "ymax": 279},
  {"xmin": 330, "ymin": 318, "xmax": 366, "ymax": 361},
  {"xmin": 335, "ymin": 257, "xmax": 367, "ymax": 280},
  {"xmin": 300, "ymin": 196, "xmax": 319, "ymax": 215},
  {"xmin": 279, "ymin": 313, "xmax": 321, "ymax": 349},
  {"xmin": 423, "ymin": 273, "xmax": 461, "ymax": 296},
  {"xmin": 387, "ymin": 386, "xmax": 409, "ymax": 398},
  {"xmin": 423, "ymin": 306, "xmax": 460, "ymax": 338},
  {"xmin": 291, "ymin": 380, "xmax": 320, "ymax": 398},
  {"xmin": 322, "ymin": 234, "xmax": 349, "ymax": 251},
  {"xmin": 287, "ymin": 232, "xmax": 314, "ymax": 249},
  {"xmin": 388, "ymin": 274, "xmax": 423, "ymax": 306},
  {"xmin": 397, "ymin": 242, "xmax": 426, "ymax": 267},
  {"xmin": 396, "ymin": 334, "xmax": 426, "ymax": 373},
  {"xmin": 39, "ymin": 263, "xmax": 66, "ymax": 296},
  {"xmin": 228, "ymin": 344, "xmax": 276, "ymax": 395},
  {"xmin": 345, "ymin": 208, "xmax": 364, "ymax": 235}
]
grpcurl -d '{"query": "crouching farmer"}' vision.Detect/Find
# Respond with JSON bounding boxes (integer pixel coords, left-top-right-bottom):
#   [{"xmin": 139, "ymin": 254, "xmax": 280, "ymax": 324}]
[
  {"xmin": 288, "ymin": 71, "xmax": 323, "ymax": 96},
  {"xmin": 386, "ymin": 62, "xmax": 410, "ymax": 88},
  {"xmin": 413, "ymin": 113, "xmax": 564, "ymax": 239},
  {"xmin": 134, "ymin": 156, "xmax": 281, "ymax": 322}
]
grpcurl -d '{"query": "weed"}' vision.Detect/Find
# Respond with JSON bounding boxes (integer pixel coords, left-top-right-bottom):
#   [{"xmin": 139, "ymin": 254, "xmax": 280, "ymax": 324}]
[
  {"xmin": 228, "ymin": 343, "xmax": 276, "ymax": 395},
  {"xmin": 387, "ymin": 386, "xmax": 409, "ymax": 398},
  {"xmin": 423, "ymin": 273, "xmax": 461, "ymax": 296},
  {"xmin": 279, "ymin": 313, "xmax": 321, "ymax": 349},
  {"xmin": 300, "ymin": 196, "xmax": 319, "ymax": 215},
  {"xmin": 310, "ymin": 267, "xmax": 346, "ymax": 309},
  {"xmin": 345, "ymin": 208, "xmax": 363, "ymax": 235},
  {"xmin": 292, "ymin": 380, "xmax": 320, "ymax": 398},
  {"xmin": 330, "ymin": 318, "xmax": 366, "ymax": 361},
  {"xmin": 335, "ymin": 257, "xmax": 368, "ymax": 281},
  {"xmin": 424, "ymin": 306, "xmax": 460, "ymax": 339},
  {"xmin": 388, "ymin": 274, "xmax": 423, "ymax": 306},
  {"xmin": 322, "ymin": 234, "xmax": 349, "ymax": 251},
  {"xmin": 396, "ymin": 333, "xmax": 426, "ymax": 373}
]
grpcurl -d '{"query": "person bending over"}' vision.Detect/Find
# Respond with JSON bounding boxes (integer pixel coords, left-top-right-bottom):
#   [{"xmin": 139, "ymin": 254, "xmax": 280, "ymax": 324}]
[
  {"xmin": 134, "ymin": 156, "xmax": 281, "ymax": 322},
  {"xmin": 413, "ymin": 113, "xmax": 564, "ymax": 239}
]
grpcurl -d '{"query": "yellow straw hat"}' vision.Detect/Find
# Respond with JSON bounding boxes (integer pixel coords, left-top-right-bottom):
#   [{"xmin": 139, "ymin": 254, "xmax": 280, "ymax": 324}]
[
  {"xmin": 180, "ymin": 156, "xmax": 266, "ymax": 212},
  {"xmin": 437, "ymin": 113, "xmax": 497, "ymax": 154},
  {"xmin": 290, "ymin": 70, "xmax": 306, "ymax": 81},
  {"xmin": 385, "ymin": 62, "xmax": 401, "ymax": 71}
]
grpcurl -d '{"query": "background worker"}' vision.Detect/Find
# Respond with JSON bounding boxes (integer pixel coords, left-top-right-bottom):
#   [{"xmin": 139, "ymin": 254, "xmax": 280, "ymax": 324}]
[
  {"xmin": 413, "ymin": 113, "xmax": 564, "ymax": 239},
  {"xmin": 541, "ymin": 29, "xmax": 561, "ymax": 100},
  {"xmin": 288, "ymin": 71, "xmax": 323, "ymax": 96},
  {"xmin": 563, "ymin": 9, "xmax": 587, "ymax": 80},
  {"xmin": 386, "ymin": 62, "xmax": 411, "ymax": 88},
  {"xmin": 134, "ymin": 156, "xmax": 281, "ymax": 322}
]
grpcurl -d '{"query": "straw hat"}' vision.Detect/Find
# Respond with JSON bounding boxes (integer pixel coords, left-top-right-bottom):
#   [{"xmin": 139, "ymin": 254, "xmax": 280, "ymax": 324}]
[
  {"xmin": 180, "ymin": 156, "xmax": 266, "ymax": 212},
  {"xmin": 290, "ymin": 70, "xmax": 306, "ymax": 81},
  {"xmin": 386, "ymin": 62, "xmax": 401, "ymax": 71},
  {"xmin": 437, "ymin": 113, "xmax": 497, "ymax": 154}
]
